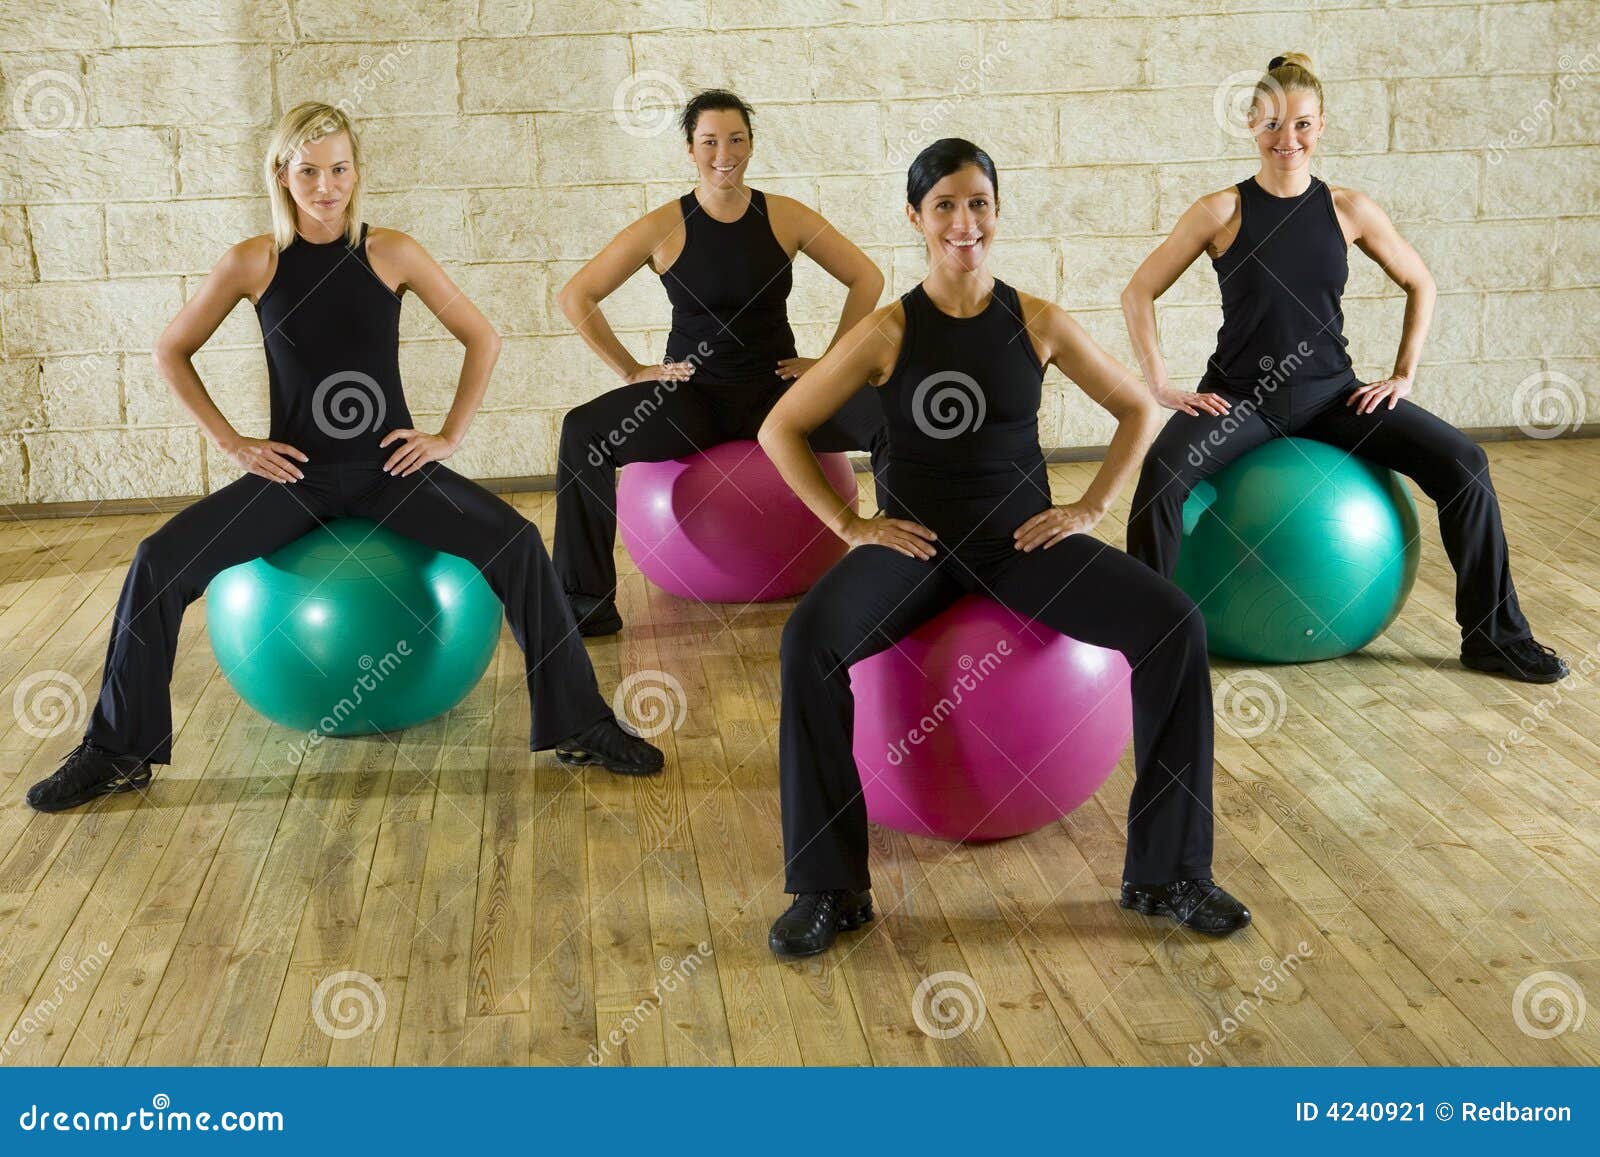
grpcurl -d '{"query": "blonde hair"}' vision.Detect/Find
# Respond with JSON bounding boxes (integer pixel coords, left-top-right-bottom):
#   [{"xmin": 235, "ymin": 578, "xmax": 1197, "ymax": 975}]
[
  {"xmin": 1255, "ymin": 51, "xmax": 1323, "ymax": 119},
  {"xmin": 263, "ymin": 102, "xmax": 364, "ymax": 251}
]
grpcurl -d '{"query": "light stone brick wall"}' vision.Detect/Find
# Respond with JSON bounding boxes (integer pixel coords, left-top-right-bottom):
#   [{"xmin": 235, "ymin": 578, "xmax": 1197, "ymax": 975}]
[{"xmin": 0, "ymin": 0, "xmax": 1596, "ymax": 505}]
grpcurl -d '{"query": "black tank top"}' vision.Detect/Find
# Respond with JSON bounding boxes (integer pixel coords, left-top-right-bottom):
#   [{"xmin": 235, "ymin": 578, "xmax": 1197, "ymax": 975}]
[
  {"xmin": 877, "ymin": 279, "xmax": 1050, "ymax": 545},
  {"xmin": 659, "ymin": 188, "xmax": 797, "ymax": 386},
  {"xmin": 255, "ymin": 222, "xmax": 413, "ymax": 462},
  {"xmin": 1203, "ymin": 176, "xmax": 1356, "ymax": 395}
]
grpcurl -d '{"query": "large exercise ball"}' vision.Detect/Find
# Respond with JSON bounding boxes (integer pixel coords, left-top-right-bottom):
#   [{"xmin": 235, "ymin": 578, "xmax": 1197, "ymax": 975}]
[
  {"xmin": 1173, "ymin": 437, "xmax": 1421, "ymax": 663},
  {"xmin": 205, "ymin": 518, "xmax": 502, "ymax": 735},
  {"xmin": 850, "ymin": 595, "xmax": 1133, "ymax": 842},
  {"xmin": 617, "ymin": 439, "xmax": 859, "ymax": 603}
]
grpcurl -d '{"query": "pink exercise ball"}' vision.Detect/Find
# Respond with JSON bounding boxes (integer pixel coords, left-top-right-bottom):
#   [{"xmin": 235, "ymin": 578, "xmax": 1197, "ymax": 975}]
[
  {"xmin": 850, "ymin": 595, "xmax": 1133, "ymax": 842},
  {"xmin": 617, "ymin": 440, "xmax": 859, "ymax": 603}
]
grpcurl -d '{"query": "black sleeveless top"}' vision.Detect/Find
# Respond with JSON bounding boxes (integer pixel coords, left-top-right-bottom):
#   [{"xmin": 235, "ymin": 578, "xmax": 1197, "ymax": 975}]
[
  {"xmin": 659, "ymin": 188, "xmax": 797, "ymax": 386},
  {"xmin": 877, "ymin": 279, "xmax": 1050, "ymax": 545},
  {"xmin": 1203, "ymin": 176, "xmax": 1357, "ymax": 395},
  {"xmin": 255, "ymin": 222, "xmax": 414, "ymax": 462}
]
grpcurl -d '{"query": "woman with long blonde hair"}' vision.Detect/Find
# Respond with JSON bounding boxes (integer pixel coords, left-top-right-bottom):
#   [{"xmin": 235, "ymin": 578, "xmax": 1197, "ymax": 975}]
[
  {"xmin": 1122, "ymin": 54, "xmax": 1566, "ymax": 683},
  {"xmin": 27, "ymin": 102, "xmax": 662, "ymax": 813}
]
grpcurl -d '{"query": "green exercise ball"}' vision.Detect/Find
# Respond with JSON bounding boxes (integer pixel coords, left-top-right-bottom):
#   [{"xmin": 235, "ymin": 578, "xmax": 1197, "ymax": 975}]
[
  {"xmin": 205, "ymin": 517, "xmax": 502, "ymax": 736},
  {"xmin": 1172, "ymin": 437, "xmax": 1421, "ymax": 664}
]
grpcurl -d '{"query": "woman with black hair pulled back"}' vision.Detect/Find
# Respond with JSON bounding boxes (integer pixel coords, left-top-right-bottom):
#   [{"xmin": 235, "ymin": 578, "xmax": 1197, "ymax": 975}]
[
  {"xmin": 758, "ymin": 138, "xmax": 1252, "ymax": 959},
  {"xmin": 555, "ymin": 89, "xmax": 890, "ymax": 636}
]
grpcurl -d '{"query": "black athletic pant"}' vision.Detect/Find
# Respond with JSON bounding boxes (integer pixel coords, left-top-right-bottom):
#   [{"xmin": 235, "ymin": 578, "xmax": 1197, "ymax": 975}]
[
  {"xmin": 779, "ymin": 534, "xmax": 1214, "ymax": 894},
  {"xmin": 88, "ymin": 461, "xmax": 613, "ymax": 766},
  {"xmin": 554, "ymin": 377, "xmax": 889, "ymax": 600},
  {"xmin": 1126, "ymin": 379, "xmax": 1531, "ymax": 652}
]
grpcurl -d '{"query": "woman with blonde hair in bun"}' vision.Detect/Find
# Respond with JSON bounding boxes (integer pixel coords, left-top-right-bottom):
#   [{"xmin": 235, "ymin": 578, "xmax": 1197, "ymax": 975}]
[
  {"xmin": 26, "ymin": 102, "xmax": 663, "ymax": 813},
  {"xmin": 1122, "ymin": 53, "xmax": 1566, "ymax": 683}
]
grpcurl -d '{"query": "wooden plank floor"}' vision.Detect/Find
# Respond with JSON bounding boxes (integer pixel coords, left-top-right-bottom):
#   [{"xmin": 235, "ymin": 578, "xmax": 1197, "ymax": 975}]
[{"xmin": 1, "ymin": 438, "xmax": 1597, "ymax": 1067}]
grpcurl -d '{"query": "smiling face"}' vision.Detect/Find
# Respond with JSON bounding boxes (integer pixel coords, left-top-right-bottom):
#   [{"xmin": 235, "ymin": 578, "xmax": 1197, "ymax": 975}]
[
  {"xmin": 277, "ymin": 129, "xmax": 357, "ymax": 235},
  {"xmin": 687, "ymin": 108, "xmax": 752, "ymax": 189},
  {"xmin": 1251, "ymin": 88, "xmax": 1323, "ymax": 173},
  {"xmin": 907, "ymin": 163, "xmax": 998, "ymax": 273}
]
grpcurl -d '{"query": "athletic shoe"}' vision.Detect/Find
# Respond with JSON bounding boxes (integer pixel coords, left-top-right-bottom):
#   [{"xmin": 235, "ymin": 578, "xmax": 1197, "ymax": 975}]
[
  {"xmin": 554, "ymin": 715, "xmax": 663, "ymax": 776},
  {"xmin": 1119, "ymin": 877, "xmax": 1252, "ymax": 935},
  {"xmin": 1461, "ymin": 637, "xmax": 1569, "ymax": 684},
  {"xmin": 568, "ymin": 592, "xmax": 622, "ymax": 638},
  {"xmin": 26, "ymin": 740, "xmax": 153, "ymax": 813},
  {"xmin": 768, "ymin": 889, "xmax": 874, "ymax": 958}
]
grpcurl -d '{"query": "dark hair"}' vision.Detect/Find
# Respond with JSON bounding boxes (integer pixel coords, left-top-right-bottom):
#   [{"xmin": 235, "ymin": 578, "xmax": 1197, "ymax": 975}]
[
  {"xmin": 906, "ymin": 138, "xmax": 998, "ymax": 209},
  {"xmin": 680, "ymin": 89, "xmax": 755, "ymax": 144}
]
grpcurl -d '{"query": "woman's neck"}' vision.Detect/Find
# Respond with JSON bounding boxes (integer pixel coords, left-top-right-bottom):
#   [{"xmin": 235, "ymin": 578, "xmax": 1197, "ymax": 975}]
[
  {"xmin": 694, "ymin": 182, "xmax": 751, "ymax": 219},
  {"xmin": 921, "ymin": 264, "xmax": 996, "ymax": 318},
  {"xmin": 294, "ymin": 212, "xmax": 347, "ymax": 244},
  {"xmin": 1253, "ymin": 166, "xmax": 1313, "ymax": 198}
]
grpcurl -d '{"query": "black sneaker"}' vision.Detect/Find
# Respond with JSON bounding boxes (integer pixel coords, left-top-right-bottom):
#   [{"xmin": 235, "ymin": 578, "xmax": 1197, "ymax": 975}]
[
  {"xmin": 26, "ymin": 740, "xmax": 153, "ymax": 813},
  {"xmin": 553, "ymin": 715, "xmax": 664, "ymax": 776},
  {"xmin": 768, "ymin": 889, "xmax": 874, "ymax": 959},
  {"xmin": 1119, "ymin": 877, "xmax": 1251, "ymax": 936},
  {"xmin": 1461, "ymin": 637, "xmax": 1569, "ymax": 684},
  {"xmin": 568, "ymin": 592, "xmax": 622, "ymax": 638}
]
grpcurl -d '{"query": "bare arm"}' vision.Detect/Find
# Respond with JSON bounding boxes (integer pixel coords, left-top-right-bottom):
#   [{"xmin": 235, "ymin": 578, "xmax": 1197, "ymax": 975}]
[
  {"xmin": 1341, "ymin": 187, "xmax": 1436, "ymax": 413},
  {"xmin": 1012, "ymin": 296, "xmax": 1163, "ymax": 550},
  {"xmin": 556, "ymin": 204, "xmax": 690, "ymax": 383},
  {"xmin": 757, "ymin": 306, "xmax": 937, "ymax": 560},
  {"xmin": 1120, "ymin": 191, "xmax": 1235, "ymax": 417},
  {"xmin": 784, "ymin": 197, "xmax": 884, "ymax": 356},
  {"xmin": 152, "ymin": 237, "xmax": 308, "ymax": 482},
  {"xmin": 369, "ymin": 228, "xmax": 501, "ymax": 457}
]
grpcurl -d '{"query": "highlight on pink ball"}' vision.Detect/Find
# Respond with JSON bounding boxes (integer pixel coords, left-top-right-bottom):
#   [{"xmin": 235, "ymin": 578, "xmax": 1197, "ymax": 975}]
[
  {"xmin": 617, "ymin": 440, "xmax": 860, "ymax": 604},
  {"xmin": 850, "ymin": 595, "xmax": 1133, "ymax": 842}
]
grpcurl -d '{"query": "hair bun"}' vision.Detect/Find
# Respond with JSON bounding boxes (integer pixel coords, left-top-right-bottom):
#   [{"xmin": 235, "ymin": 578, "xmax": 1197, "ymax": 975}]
[
  {"xmin": 1268, "ymin": 55, "xmax": 1286, "ymax": 70},
  {"xmin": 1269, "ymin": 51, "xmax": 1314, "ymax": 73}
]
